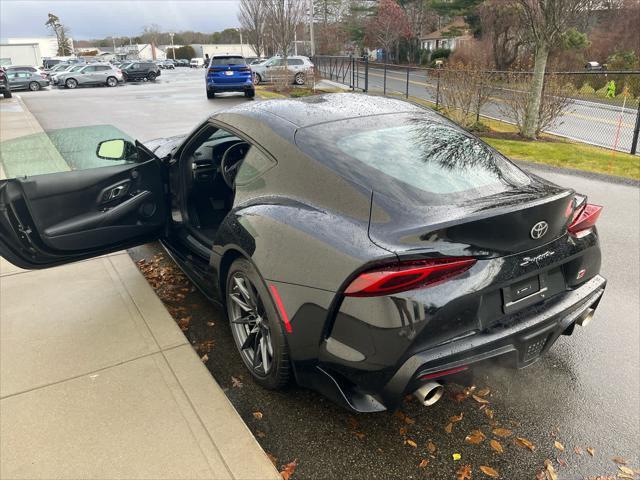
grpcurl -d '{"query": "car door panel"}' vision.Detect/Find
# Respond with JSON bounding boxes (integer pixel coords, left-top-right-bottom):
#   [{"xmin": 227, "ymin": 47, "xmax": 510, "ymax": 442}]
[{"xmin": 0, "ymin": 156, "xmax": 166, "ymax": 269}]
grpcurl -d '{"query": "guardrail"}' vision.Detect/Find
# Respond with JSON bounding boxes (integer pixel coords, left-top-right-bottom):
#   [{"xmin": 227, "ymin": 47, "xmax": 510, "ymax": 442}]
[{"xmin": 313, "ymin": 55, "xmax": 640, "ymax": 155}]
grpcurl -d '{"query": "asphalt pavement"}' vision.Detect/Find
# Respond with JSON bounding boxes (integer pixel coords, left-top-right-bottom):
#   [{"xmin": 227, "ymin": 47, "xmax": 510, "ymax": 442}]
[{"xmin": 16, "ymin": 69, "xmax": 640, "ymax": 479}]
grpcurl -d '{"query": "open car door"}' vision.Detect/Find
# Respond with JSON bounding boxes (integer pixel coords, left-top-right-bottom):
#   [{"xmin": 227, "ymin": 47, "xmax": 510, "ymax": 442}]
[{"xmin": 0, "ymin": 139, "xmax": 167, "ymax": 269}]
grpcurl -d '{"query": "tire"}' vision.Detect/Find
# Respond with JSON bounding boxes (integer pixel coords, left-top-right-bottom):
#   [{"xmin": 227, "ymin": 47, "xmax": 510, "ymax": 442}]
[
  {"xmin": 106, "ymin": 76, "xmax": 118, "ymax": 87},
  {"xmin": 253, "ymin": 73, "xmax": 262, "ymax": 85},
  {"xmin": 207, "ymin": 89, "xmax": 215, "ymax": 99},
  {"xmin": 147, "ymin": 72, "xmax": 157, "ymax": 81},
  {"xmin": 29, "ymin": 81, "xmax": 41, "ymax": 91},
  {"xmin": 226, "ymin": 258, "xmax": 290, "ymax": 389},
  {"xmin": 3, "ymin": 90, "xmax": 11, "ymax": 99},
  {"xmin": 294, "ymin": 72, "xmax": 306, "ymax": 85},
  {"xmin": 65, "ymin": 78, "xmax": 78, "ymax": 89},
  {"xmin": 245, "ymin": 88, "xmax": 255, "ymax": 99}
]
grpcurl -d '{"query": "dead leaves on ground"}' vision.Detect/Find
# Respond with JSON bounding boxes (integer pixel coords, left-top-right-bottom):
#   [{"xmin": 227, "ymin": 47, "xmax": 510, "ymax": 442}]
[
  {"xmin": 490, "ymin": 439, "xmax": 504, "ymax": 454},
  {"xmin": 492, "ymin": 428, "xmax": 513, "ymax": 438},
  {"xmin": 465, "ymin": 429, "xmax": 487, "ymax": 445},
  {"xmin": 554, "ymin": 441, "xmax": 565, "ymax": 452},
  {"xmin": 405, "ymin": 439, "xmax": 417, "ymax": 448},
  {"xmin": 479, "ymin": 465, "xmax": 499, "ymax": 477},
  {"xmin": 544, "ymin": 459, "xmax": 558, "ymax": 480},
  {"xmin": 456, "ymin": 465, "xmax": 473, "ymax": 480},
  {"xmin": 230, "ymin": 376, "xmax": 243, "ymax": 388},
  {"xmin": 279, "ymin": 459, "xmax": 298, "ymax": 480},
  {"xmin": 252, "ymin": 411, "xmax": 263, "ymax": 420},
  {"xmin": 515, "ymin": 437, "xmax": 536, "ymax": 451},
  {"xmin": 418, "ymin": 459, "xmax": 430, "ymax": 468}
]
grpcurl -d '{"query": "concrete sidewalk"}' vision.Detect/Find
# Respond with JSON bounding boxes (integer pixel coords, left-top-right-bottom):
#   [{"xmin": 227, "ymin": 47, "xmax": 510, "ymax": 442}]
[{"xmin": 0, "ymin": 96, "xmax": 280, "ymax": 479}]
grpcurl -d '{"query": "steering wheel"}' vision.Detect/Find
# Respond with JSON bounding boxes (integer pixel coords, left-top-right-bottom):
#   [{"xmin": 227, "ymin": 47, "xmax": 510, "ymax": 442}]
[{"xmin": 220, "ymin": 142, "xmax": 249, "ymax": 189}]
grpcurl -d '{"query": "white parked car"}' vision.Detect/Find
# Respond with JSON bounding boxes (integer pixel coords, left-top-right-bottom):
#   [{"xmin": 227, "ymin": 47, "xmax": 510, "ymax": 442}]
[
  {"xmin": 53, "ymin": 63, "xmax": 123, "ymax": 89},
  {"xmin": 190, "ymin": 58, "xmax": 205, "ymax": 68},
  {"xmin": 251, "ymin": 56, "xmax": 314, "ymax": 85}
]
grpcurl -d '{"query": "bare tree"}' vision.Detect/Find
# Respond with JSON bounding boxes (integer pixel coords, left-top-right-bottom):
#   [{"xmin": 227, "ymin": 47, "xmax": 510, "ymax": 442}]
[
  {"xmin": 478, "ymin": 0, "xmax": 526, "ymax": 70},
  {"xmin": 239, "ymin": 0, "xmax": 267, "ymax": 58},
  {"xmin": 516, "ymin": 0, "xmax": 586, "ymax": 138},
  {"xmin": 45, "ymin": 13, "xmax": 73, "ymax": 56},
  {"xmin": 264, "ymin": 0, "xmax": 306, "ymax": 60},
  {"xmin": 439, "ymin": 64, "xmax": 493, "ymax": 128}
]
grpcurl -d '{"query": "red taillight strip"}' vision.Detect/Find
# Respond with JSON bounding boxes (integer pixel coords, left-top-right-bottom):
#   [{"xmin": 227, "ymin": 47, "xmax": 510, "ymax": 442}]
[
  {"xmin": 568, "ymin": 203, "xmax": 602, "ymax": 237},
  {"xmin": 418, "ymin": 365, "xmax": 469, "ymax": 380},
  {"xmin": 344, "ymin": 257, "xmax": 476, "ymax": 297},
  {"xmin": 269, "ymin": 284, "xmax": 292, "ymax": 333}
]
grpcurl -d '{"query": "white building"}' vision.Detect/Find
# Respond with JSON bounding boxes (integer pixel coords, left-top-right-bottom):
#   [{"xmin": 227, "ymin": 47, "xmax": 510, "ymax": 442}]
[
  {"xmin": 8, "ymin": 36, "xmax": 74, "ymax": 58},
  {"xmin": 114, "ymin": 44, "xmax": 166, "ymax": 61},
  {"xmin": 192, "ymin": 44, "xmax": 258, "ymax": 59},
  {"xmin": 0, "ymin": 43, "xmax": 42, "ymax": 67}
]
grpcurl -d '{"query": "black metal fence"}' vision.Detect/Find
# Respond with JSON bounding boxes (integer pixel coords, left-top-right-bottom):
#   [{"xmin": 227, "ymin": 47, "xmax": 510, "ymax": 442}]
[{"xmin": 314, "ymin": 55, "xmax": 640, "ymax": 156}]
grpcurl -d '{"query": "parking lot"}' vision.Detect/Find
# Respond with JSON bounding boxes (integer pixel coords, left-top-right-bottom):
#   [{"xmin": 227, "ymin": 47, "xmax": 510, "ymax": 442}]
[{"xmin": 10, "ymin": 68, "xmax": 640, "ymax": 479}]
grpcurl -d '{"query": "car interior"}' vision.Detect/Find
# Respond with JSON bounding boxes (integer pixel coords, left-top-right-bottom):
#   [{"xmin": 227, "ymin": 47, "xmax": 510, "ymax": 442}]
[{"xmin": 181, "ymin": 126, "xmax": 250, "ymax": 243}]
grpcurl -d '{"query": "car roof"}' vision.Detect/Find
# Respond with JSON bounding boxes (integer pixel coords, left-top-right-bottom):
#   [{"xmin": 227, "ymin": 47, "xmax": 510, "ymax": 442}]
[{"xmin": 223, "ymin": 93, "xmax": 426, "ymax": 129}]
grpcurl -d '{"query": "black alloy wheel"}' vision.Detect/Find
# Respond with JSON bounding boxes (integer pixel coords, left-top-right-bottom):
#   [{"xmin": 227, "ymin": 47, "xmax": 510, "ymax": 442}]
[{"xmin": 226, "ymin": 259, "xmax": 290, "ymax": 389}]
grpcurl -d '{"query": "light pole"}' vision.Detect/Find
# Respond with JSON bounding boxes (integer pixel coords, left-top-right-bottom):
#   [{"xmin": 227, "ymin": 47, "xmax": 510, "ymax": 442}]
[
  {"xmin": 309, "ymin": 0, "xmax": 315, "ymax": 57},
  {"xmin": 236, "ymin": 28, "xmax": 244, "ymax": 57},
  {"xmin": 169, "ymin": 32, "xmax": 175, "ymax": 60}
]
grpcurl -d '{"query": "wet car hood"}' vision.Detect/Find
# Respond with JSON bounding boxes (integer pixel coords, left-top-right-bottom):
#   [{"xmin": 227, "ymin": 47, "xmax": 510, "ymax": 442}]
[{"xmin": 143, "ymin": 134, "xmax": 186, "ymax": 158}]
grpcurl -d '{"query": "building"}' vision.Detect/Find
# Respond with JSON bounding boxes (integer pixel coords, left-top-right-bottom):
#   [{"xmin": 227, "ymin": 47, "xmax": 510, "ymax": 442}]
[
  {"xmin": 0, "ymin": 43, "xmax": 42, "ymax": 67},
  {"xmin": 7, "ymin": 36, "xmax": 74, "ymax": 58},
  {"xmin": 192, "ymin": 44, "xmax": 258, "ymax": 59},
  {"xmin": 419, "ymin": 18, "xmax": 472, "ymax": 53},
  {"xmin": 114, "ymin": 44, "xmax": 166, "ymax": 61}
]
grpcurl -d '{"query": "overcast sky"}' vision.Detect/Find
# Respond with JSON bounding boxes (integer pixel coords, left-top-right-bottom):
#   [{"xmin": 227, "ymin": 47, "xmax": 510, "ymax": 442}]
[{"xmin": 1, "ymin": 0, "xmax": 241, "ymax": 40}]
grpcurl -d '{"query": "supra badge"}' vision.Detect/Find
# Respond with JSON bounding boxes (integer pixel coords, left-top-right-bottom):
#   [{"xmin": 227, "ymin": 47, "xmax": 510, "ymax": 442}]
[
  {"xmin": 530, "ymin": 221, "xmax": 549, "ymax": 239},
  {"xmin": 520, "ymin": 250, "xmax": 555, "ymax": 267}
]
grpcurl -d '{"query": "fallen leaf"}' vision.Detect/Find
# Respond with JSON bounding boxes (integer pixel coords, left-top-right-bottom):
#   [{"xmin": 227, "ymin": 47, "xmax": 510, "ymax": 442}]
[
  {"xmin": 354, "ymin": 431, "xmax": 365, "ymax": 440},
  {"xmin": 480, "ymin": 465, "xmax": 499, "ymax": 477},
  {"xmin": 231, "ymin": 376, "xmax": 243, "ymax": 388},
  {"xmin": 490, "ymin": 439, "xmax": 504, "ymax": 453},
  {"xmin": 280, "ymin": 459, "xmax": 298, "ymax": 480},
  {"xmin": 465, "ymin": 429, "xmax": 486, "ymax": 444},
  {"xmin": 544, "ymin": 459, "xmax": 558, "ymax": 480},
  {"xmin": 394, "ymin": 411, "xmax": 406, "ymax": 421},
  {"xmin": 618, "ymin": 466, "xmax": 634, "ymax": 475},
  {"xmin": 418, "ymin": 459, "xmax": 430, "ymax": 468},
  {"xmin": 515, "ymin": 437, "xmax": 536, "ymax": 451},
  {"xmin": 405, "ymin": 439, "xmax": 417, "ymax": 448},
  {"xmin": 612, "ymin": 457, "xmax": 627, "ymax": 465},
  {"xmin": 554, "ymin": 441, "xmax": 565, "ymax": 452},
  {"xmin": 256, "ymin": 431, "xmax": 266, "ymax": 438},
  {"xmin": 427, "ymin": 441, "xmax": 437, "ymax": 454},
  {"xmin": 177, "ymin": 316, "xmax": 191, "ymax": 331},
  {"xmin": 450, "ymin": 413, "xmax": 464, "ymax": 423},
  {"xmin": 452, "ymin": 453, "xmax": 462, "ymax": 461},
  {"xmin": 484, "ymin": 408, "xmax": 494, "ymax": 419},
  {"xmin": 464, "ymin": 385, "xmax": 477, "ymax": 395},
  {"xmin": 404, "ymin": 415, "xmax": 416, "ymax": 425},
  {"xmin": 587, "ymin": 447, "xmax": 595, "ymax": 456},
  {"xmin": 399, "ymin": 427, "xmax": 407, "ymax": 436},
  {"xmin": 556, "ymin": 457, "xmax": 567, "ymax": 467},
  {"xmin": 535, "ymin": 470, "xmax": 546, "ymax": 480},
  {"xmin": 200, "ymin": 354, "xmax": 208, "ymax": 363},
  {"xmin": 492, "ymin": 428, "xmax": 513, "ymax": 438},
  {"xmin": 618, "ymin": 473, "xmax": 635, "ymax": 479},
  {"xmin": 456, "ymin": 464, "xmax": 472, "ymax": 480},
  {"xmin": 253, "ymin": 411, "xmax": 263, "ymax": 420},
  {"xmin": 574, "ymin": 447, "xmax": 583, "ymax": 455},
  {"xmin": 348, "ymin": 416, "xmax": 358, "ymax": 430},
  {"xmin": 266, "ymin": 453, "xmax": 277, "ymax": 467},
  {"xmin": 473, "ymin": 394, "xmax": 490, "ymax": 404},
  {"xmin": 445, "ymin": 422, "xmax": 454, "ymax": 433},
  {"xmin": 477, "ymin": 387, "xmax": 491, "ymax": 397}
]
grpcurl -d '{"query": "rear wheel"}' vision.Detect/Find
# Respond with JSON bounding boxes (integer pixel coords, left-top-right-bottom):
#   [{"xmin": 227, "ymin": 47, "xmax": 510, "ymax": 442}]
[
  {"xmin": 147, "ymin": 72, "xmax": 157, "ymax": 81},
  {"xmin": 207, "ymin": 89, "xmax": 215, "ymax": 99},
  {"xmin": 3, "ymin": 90, "xmax": 11, "ymax": 98},
  {"xmin": 28, "ymin": 81, "xmax": 41, "ymax": 91},
  {"xmin": 65, "ymin": 78, "xmax": 78, "ymax": 89},
  {"xmin": 245, "ymin": 88, "xmax": 255, "ymax": 99},
  {"xmin": 294, "ymin": 72, "xmax": 306, "ymax": 85},
  {"xmin": 253, "ymin": 73, "xmax": 262, "ymax": 85},
  {"xmin": 226, "ymin": 259, "xmax": 290, "ymax": 389},
  {"xmin": 106, "ymin": 76, "xmax": 118, "ymax": 87}
]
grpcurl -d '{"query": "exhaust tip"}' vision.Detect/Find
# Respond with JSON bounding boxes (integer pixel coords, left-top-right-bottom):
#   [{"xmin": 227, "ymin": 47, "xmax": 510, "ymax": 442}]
[
  {"xmin": 576, "ymin": 308, "xmax": 595, "ymax": 327},
  {"xmin": 414, "ymin": 381, "xmax": 444, "ymax": 406}
]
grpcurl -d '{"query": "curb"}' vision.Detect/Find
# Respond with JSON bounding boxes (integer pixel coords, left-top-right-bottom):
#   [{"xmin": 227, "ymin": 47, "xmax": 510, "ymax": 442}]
[{"xmin": 513, "ymin": 159, "xmax": 639, "ymax": 187}]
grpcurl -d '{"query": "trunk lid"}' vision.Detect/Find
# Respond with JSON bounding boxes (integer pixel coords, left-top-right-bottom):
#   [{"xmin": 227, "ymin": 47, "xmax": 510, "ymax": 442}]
[{"xmin": 369, "ymin": 184, "xmax": 575, "ymax": 257}]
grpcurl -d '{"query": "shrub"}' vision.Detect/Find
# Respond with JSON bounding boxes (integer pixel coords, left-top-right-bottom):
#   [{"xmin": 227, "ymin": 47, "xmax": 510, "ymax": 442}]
[{"xmin": 578, "ymin": 82, "xmax": 595, "ymax": 95}]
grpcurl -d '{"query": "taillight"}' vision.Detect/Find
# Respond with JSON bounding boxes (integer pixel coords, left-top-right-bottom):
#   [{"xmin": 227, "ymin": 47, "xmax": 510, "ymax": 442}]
[
  {"xmin": 344, "ymin": 257, "xmax": 476, "ymax": 297},
  {"xmin": 568, "ymin": 203, "xmax": 602, "ymax": 238},
  {"xmin": 239, "ymin": 67, "xmax": 250, "ymax": 72}
]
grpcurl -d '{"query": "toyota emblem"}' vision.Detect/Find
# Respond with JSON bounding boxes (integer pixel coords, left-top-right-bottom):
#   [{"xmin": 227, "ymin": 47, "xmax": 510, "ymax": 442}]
[{"xmin": 530, "ymin": 221, "xmax": 549, "ymax": 240}]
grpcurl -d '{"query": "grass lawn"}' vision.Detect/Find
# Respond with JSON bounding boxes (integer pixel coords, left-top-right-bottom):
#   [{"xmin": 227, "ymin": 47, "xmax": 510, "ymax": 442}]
[{"xmin": 482, "ymin": 137, "xmax": 640, "ymax": 180}]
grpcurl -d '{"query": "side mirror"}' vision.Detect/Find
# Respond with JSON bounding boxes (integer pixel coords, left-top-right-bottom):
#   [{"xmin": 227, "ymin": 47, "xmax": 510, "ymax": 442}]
[{"xmin": 96, "ymin": 139, "xmax": 135, "ymax": 161}]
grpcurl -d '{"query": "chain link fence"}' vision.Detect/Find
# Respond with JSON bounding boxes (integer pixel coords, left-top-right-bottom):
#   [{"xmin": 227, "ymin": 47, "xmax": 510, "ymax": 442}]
[{"xmin": 314, "ymin": 55, "xmax": 640, "ymax": 155}]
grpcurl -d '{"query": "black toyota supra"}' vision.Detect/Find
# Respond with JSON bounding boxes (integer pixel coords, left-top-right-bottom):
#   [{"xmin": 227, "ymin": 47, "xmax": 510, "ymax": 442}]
[{"xmin": 0, "ymin": 94, "xmax": 606, "ymax": 412}]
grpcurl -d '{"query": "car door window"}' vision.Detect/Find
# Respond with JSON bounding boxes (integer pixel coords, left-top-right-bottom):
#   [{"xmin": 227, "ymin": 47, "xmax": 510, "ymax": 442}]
[{"xmin": 235, "ymin": 147, "xmax": 276, "ymax": 186}]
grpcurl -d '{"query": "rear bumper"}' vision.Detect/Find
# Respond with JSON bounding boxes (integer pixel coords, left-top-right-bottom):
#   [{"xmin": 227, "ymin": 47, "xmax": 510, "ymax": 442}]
[
  {"xmin": 313, "ymin": 274, "xmax": 606, "ymax": 412},
  {"xmin": 207, "ymin": 80, "xmax": 253, "ymax": 92}
]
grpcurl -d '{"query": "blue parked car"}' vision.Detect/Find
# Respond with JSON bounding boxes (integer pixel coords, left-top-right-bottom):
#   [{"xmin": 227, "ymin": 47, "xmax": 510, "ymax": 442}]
[{"xmin": 206, "ymin": 55, "xmax": 255, "ymax": 99}]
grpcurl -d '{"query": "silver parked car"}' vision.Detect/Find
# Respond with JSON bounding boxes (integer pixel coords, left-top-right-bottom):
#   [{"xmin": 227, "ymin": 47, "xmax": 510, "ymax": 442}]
[
  {"xmin": 251, "ymin": 56, "xmax": 314, "ymax": 85},
  {"xmin": 5, "ymin": 70, "xmax": 50, "ymax": 91},
  {"xmin": 54, "ymin": 63, "xmax": 124, "ymax": 89}
]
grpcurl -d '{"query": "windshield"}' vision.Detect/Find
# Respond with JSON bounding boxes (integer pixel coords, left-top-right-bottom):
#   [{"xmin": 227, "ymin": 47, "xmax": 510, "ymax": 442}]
[{"xmin": 296, "ymin": 113, "xmax": 531, "ymax": 204}]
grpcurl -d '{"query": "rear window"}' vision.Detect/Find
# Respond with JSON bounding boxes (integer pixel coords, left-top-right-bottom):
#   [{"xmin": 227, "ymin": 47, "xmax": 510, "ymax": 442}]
[
  {"xmin": 210, "ymin": 56, "xmax": 245, "ymax": 66},
  {"xmin": 296, "ymin": 113, "xmax": 530, "ymax": 204}
]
